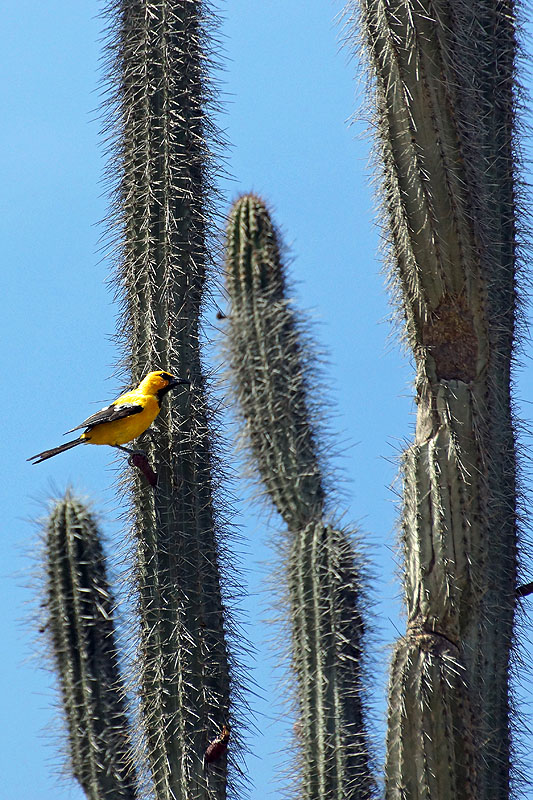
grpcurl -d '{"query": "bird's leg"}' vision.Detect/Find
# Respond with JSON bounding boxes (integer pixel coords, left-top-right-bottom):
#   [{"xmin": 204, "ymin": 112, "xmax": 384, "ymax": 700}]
[
  {"xmin": 111, "ymin": 444, "xmax": 157, "ymax": 487},
  {"xmin": 111, "ymin": 443, "xmax": 147, "ymax": 457}
]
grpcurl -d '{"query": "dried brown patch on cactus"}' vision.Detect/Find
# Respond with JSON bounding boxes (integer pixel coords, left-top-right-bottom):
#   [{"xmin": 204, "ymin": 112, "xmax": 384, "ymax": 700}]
[{"xmin": 421, "ymin": 293, "xmax": 477, "ymax": 382}]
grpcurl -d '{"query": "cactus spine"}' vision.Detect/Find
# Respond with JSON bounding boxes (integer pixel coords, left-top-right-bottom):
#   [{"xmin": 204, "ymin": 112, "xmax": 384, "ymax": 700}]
[
  {"xmin": 103, "ymin": 1, "xmax": 234, "ymax": 798},
  {"xmin": 224, "ymin": 194, "xmax": 373, "ymax": 799},
  {"xmin": 43, "ymin": 493, "xmax": 137, "ymax": 800},
  {"xmin": 353, "ymin": 0, "xmax": 519, "ymax": 796}
]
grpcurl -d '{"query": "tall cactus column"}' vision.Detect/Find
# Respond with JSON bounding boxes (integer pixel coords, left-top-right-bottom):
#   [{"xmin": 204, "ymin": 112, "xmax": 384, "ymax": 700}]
[
  {"xmin": 103, "ymin": 2, "xmax": 234, "ymax": 798},
  {"xmin": 352, "ymin": 0, "xmax": 519, "ymax": 797},
  {"xmin": 43, "ymin": 493, "xmax": 137, "ymax": 800},
  {"xmin": 224, "ymin": 194, "xmax": 374, "ymax": 800}
]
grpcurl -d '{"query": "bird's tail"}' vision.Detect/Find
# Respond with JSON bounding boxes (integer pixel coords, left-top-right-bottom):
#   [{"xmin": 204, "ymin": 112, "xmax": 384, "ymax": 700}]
[{"xmin": 28, "ymin": 438, "xmax": 83, "ymax": 464}]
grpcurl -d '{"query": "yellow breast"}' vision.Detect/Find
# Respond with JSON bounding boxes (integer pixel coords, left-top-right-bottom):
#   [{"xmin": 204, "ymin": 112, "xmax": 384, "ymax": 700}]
[{"xmin": 82, "ymin": 395, "xmax": 160, "ymax": 446}]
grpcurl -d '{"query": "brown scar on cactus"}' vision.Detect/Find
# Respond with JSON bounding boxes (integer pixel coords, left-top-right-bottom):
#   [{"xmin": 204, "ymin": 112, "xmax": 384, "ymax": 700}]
[{"xmin": 421, "ymin": 293, "xmax": 478, "ymax": 382}]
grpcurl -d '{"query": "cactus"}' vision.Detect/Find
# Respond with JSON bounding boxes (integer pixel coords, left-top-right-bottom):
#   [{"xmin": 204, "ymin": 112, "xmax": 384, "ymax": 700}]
[
  {"xmin": 43, "ymin": 493, "xmax": 137, "ymax": 800},
  {"xmin": 351, "ymin": 0, "xmax": 520, "ymax": 796},
  {"xmin": 224, "ymin": 194, "xmax": 374, "ymax": 799},
  {"xmin": 101, "ymin": 1, "xmax": 237, "ymax": 798},
  {"xmin": 33, "ymin": 0, "xmax": 525, "ymax": 796}
]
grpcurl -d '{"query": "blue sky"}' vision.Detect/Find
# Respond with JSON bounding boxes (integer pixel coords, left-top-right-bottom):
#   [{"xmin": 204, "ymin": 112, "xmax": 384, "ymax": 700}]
[{"xmin": 2, "ymin": 1, "xmax": 532, "ymax": 798}]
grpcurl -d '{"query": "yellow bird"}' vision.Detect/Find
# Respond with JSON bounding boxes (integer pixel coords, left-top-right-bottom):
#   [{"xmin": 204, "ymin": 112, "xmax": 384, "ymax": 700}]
[{"xmin": 29, "ymin": 371, "xmax": 189, "ymax": 464}]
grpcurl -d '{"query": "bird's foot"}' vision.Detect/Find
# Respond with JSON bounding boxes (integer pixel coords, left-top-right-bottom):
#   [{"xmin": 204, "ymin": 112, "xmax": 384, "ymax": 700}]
[
  {"xmin": 111, "ymin": 445, "xmax": 157, "ymax": 486},
  {"xmin": 112, "ymin": 444, "xmax": 146, "ymax": 456}
]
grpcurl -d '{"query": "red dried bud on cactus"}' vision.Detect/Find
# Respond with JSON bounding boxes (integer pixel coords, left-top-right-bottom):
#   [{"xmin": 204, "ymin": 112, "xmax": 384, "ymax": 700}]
[
  {"xmin": 203, "ymin": 725, "xmax": 230, "ymax": 765},
  {"xmin": 128, "ymin": 452, "xmax": 157, "ymax": 487}
]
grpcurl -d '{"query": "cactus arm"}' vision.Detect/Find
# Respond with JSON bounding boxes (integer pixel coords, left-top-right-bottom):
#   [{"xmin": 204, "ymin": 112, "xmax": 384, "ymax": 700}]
[
  {"xmin": 288, "ymin": 522, "xmax": 372, "ymax": 799},
  {"xmin": 225, "ymin": 194, "xmax": 374, "ymax": 799},
  {"xmin": 225, "ymin": 195, "xmax": 326, "ymax": 530},
  {"xmin": 44, "ymin": 494, "xmax": 137, "ymax": 800}
]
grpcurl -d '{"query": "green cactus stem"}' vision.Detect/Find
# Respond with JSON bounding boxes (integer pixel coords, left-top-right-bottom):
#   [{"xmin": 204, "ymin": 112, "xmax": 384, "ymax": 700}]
[
  {"xmin": 102, "ymin": 1, "xmax": 236, "ymax": 798},
  {"xmin": 224, "ymin": 194, "xmax": 374, "ymax": 799},
  {"xmin": 351, "ymin": 0, "xmax": 520, "ymax": 795},
  {"xmin": 287, "ymin": 521, "xmax": 373, "ymax": 800},
  {"xmin": 44, "ymin": 493, "xmax": 137, "ymax": 800},
  {"xmin": 386, "ymin": 633, "xmax": 477, "ymax": 799},
  {"xmin": 224, "ymin": 193, "xmax": 325, "ymax": 530}
]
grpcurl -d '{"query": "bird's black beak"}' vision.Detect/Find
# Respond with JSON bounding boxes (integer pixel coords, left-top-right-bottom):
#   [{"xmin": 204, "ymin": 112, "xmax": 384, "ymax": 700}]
[
  {"xmin": 157, "ymin": 376, "xmax": 190, "ymax": 402},
  {"xmin": 169, "ymin": 377, "xmax": 190, "ymax": 389}
]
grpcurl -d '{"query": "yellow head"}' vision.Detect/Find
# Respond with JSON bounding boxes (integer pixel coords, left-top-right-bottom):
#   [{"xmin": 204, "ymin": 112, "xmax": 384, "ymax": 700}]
[{"xmin": 138, "ymin": 370, "xmax": 189, "ymax": 398}]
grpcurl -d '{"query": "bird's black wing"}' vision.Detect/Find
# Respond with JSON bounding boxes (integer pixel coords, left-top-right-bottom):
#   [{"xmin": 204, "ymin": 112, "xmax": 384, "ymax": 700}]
[{"xmin": 65, "ymin": 402, "xmax": 144, "ymax": 433}]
